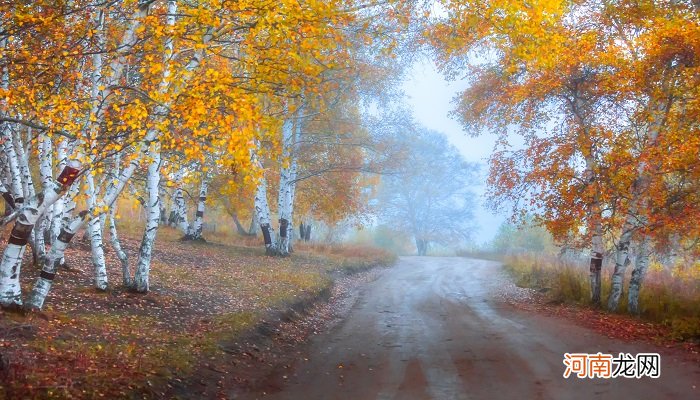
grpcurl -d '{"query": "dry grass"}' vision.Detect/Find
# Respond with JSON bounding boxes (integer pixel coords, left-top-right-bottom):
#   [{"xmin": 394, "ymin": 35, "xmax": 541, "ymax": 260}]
[
  {"xmin": 503, "ymin": 253, "xmax": 700, "ymax": 341},
  {"xmin": 293, "ymin": 242, "xmax": 397, "ymax": 273}
]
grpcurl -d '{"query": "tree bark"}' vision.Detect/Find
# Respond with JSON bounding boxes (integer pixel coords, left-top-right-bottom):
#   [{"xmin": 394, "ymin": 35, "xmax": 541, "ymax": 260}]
[
  {"xmin": 50, "ymin": 139, "xmax": 68, "ymax": 244},
  {"xmin": 628, "ymin": 236, "xmax": 651, "ymax": 315},
  {"xmin": 172, "ymin": 170, "xmax": 190, "ymax": 235},
  {"xmin": 134, "ymin": 143, "xmax": 161, "ymax": 293},
  {"xmin": 109, "ymin": 206, "xmax": 130, "ymax": 287},
  {"xmin": 86, "ymin": 173, "xmax": 108, "ymax": 291},
  {"xmin": 232, "ymin": 213, "xmax": 249, "ymax": 236},
  {"xmin": 607, "ymin": 223, "xmax": 634, "ymax": 311},
  {"xmin": 254, "ymin": 163, "xmax": 276, "ymax": 255},
  {"xmin": 248, "ymin": 210, "xmax": 258, "ymax": 236},
  {"xmin": 589, "ymin": 202, "xmax": 604, "ymax": 306},
  {"xmin": 275, "ymin": 108, "xmax": 297, "ymax": 256},
  {"xmin": 26, "ymin": 215, "xmax": 84, "ymax": 310},
  {"xmin": 187, "ymin": 176, "xmax": 208, "ymax": 240},
  {"xmin": 0, "ymin": 198, "xmax": 39, "ymax": 308},
  {"xmin": 0, "ymin": 163, "xmax": 78, "ymax": 308}
]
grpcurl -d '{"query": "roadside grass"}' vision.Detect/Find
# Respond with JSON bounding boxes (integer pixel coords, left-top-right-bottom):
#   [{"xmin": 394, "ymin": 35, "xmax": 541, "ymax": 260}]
[
  {"xmin": 294, "ymin": 242, "xmax": 397, "ymax": 273},
  {"xmin": 0, "ymin": 226, "xmax": 393, "ymax": 399},
  {"xmin": 503, "ymin": 253, "xmax": 700, "ymax": 341}
]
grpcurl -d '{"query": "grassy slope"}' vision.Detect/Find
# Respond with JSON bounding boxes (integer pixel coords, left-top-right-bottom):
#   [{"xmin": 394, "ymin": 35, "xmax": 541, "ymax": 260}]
[{"xmin": 0, "ymin": 226, "xmax": 394, "ymax": 399}]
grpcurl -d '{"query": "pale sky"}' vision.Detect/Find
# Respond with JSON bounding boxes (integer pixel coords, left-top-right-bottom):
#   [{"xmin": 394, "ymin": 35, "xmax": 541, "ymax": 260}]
[{"xmin": 401, "ymin": 60, "xmax": 506, "ymax": 244}]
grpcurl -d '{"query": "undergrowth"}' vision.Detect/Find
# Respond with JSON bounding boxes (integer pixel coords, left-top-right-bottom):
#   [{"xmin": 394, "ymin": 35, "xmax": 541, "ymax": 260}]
[{"xmin": 503, "ymin": 253, "xmax": 700, "ymax": 341}]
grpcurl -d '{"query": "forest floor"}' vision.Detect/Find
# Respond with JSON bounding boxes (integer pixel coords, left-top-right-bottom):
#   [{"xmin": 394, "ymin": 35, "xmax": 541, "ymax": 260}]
[{"xmin": 0, "ymin": 227, "xmax": 394, "ymax": 399}]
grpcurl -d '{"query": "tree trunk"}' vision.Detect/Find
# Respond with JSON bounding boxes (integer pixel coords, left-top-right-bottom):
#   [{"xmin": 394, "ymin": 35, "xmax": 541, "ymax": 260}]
[
  {"xmin": 26, "ymin": 136, "xmax": 154, "ymax": 309},
  {"xmin": 50, "ymin": 139, "xmax": 69, "ymax": 244},
  {"xmin": 0, "ymin": 199, "xmax": 39, "ymax": 308},
  {"xmin": 187, "ymin": 176, "xmax": 208, "ymax": 240},
  {"xmin": 628, "ymin": 236, "xmax": 651, "ymax": 315},
  {"xmin": 232, "ymin": 213, "xmax": 249, "ymax": 236},
  {"xmin": 275, "ymin": 109, "xmax": 297, "ymax": 256},
  {"xmin": 607, "ymin": 228, "xmax": 633, "ymax": 312},
  {"xmin": 37, "ymin": 134, "xmax": 54, "ymax": 262},
  {"xmin": 173, "ymin": 172, "xmax": 190, "ymax": 235},
  {"xmin": 415, "ymin": 238, "xmax": 428, "ymax": 256},
  {"xmin": 86, "ymin": 173, "xmax": 108, "ymax": 291},
  {"xmin": 109, "ymin": 206, "xmax": 130, "ymax": 287},
  {"xmin": 0, "ymin": 60, "xmax": 24, "ymax": 205},
  {"xmin": 133, "ymin": 144, "xmax": 162, "ymax": 293},
  {"xmin": 248, "ymin": 210, "xmax": 258, "ymax": 236},
  {"xmin": 275, "ymin": 166, "xmax": 293, "ymax": 256},
  {"xmin": 26, "ymin": 216, "xmax": 83, "ymax": 310},
  {"xmin": 254, "ymin": 172, "xmax": 276, "ymax": 255},
  {"xmin": 0, "ymin": 163, "xmax": 78, "ymax": 308},
  {"xmin": 589, "ymin": 203, "xmax": 604, "ymax": 306}
]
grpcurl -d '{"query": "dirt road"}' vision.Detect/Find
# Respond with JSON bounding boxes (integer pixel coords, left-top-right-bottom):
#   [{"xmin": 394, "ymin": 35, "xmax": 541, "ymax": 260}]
[{"xmin": 242, "ymin": 257, "xmax": 699, "ymax": 399}]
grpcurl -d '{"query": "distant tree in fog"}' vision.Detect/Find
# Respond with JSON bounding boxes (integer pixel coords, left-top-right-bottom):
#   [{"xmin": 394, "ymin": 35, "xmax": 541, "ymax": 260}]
[{"xmin": 376, "ymin": 128, "xmax": 477, "ymax": 255}]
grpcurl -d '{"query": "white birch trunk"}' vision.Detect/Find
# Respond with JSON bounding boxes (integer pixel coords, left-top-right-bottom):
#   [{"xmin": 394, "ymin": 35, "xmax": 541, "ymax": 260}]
[
  {"xmin": 86, "ymin": 173, "xmax": 108, "ymax": 290},
  {"xmin": 107, "ymin": 153, "xmax": 130, "ymax": 286},
  {"xmin": 134, "ymin": 144, "xmax": 161, "ymax": 293},
  {"xmin": 607, "ymin": 99, "xmax": 667, "ymax": 311},
  {"xmin": 50, "ymin": 139, "xmax": 69, "ymax": 243},
  {"xmin": 133, "ymin": 0, "xmax": 176, "ymax": 292},
  {"xmin": 0, "ymin": 198, "xmax": 39, "ymax": 307},
  {"xmin": 37, "ymin": 134, "xmax": 54, "ymax": 247},
  {"xmin": 188, "ymin": 176, "xmax": 209, "ymax": 240},
  {"xmin": 26, "ymin": 216, "xmax": 84, "ymax": 310},
  {"xmin": 628, "ymin": 236, "xmax": 651, "ymax": 315},
  {"xmin": 607, "ymin": 216, "xmax": 635, "ymax": 311},
  {"xmin": 174, "ymin": 185, "xmax": 190, "ymax": 234},
  {"xmin": 0, "ymin": 152, "xmax": 10, "ymax": 196},
  {"xmin": 0, "ymin": 163, "xmax": 78, "ymax": 307},
  {"xmin": 109, "ymin": 204, "xmax": 130, "ymax": 287},
  {"xmin": 0, "ymin": 30, "xmax": 23, "ymax": 206},
  {"xmin": 1, "ymin": 129, "xmax": 24, "ymax": 205},
  {"xmin": 13, "ymin": 129, "xmax": 43, "ymax": 264},
  {"xmin": 253, "ymin": 152, "xmax": 276, "ymax": 255},
  {"xmin": 275, "ymin": 115, "xmax": 295, "ymax": 256},
  {"xmin": 14, "ymin": 129, "xmax": 34, "ymax": 200},
  {"xmin": 286, "ymin": 112, "xmax": 303, "ymax": 252}
]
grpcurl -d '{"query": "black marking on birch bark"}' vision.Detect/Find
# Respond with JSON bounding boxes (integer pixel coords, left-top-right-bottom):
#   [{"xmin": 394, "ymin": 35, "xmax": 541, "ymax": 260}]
[
  {"xmin": 40, "ymin": 270, "xmax": 56, "ymax": 281},
  {"xmin": 279, "ymin": 219, "xmax": 288, "ymax": 238},
  {"xmin": 195, "ymin": 211, "xmax": 204, "ymax": 217},
  {"xmin": 590, "ymin": 252, "xmax": 603, "ymax": 272},
  {"xmin": 199, "ymin": 196, "xmax": 206, "ymax": 202},
  {"xmin": 57, "ymin": 229, "xmax": 75, "ymax": 243},
  {"xmin": 1, "ymin": 192, "xmax": 15, "ymax": 209},
  {"xmin": 261, "ymin": 224, "xmax": 272, "ymax": 245},
  {"xmin": 14, "ymin": 197, "xmax": 24, "ymax": 205},
  {"xmin": 8, "ymin": 221, "xmax": 33, "ymax": 245}
]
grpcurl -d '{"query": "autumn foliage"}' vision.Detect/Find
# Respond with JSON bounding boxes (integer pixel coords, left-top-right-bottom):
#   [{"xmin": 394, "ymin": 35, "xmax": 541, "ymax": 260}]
[{"xmin": 430, "ymin": 0, "xmax": 700, "ymax": 312}]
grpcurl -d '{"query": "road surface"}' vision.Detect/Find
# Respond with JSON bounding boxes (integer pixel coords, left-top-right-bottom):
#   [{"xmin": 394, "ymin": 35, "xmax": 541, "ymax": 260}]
[{"xmin": 244, "ymin": 257, "xmax": 699, "ymax": 399}]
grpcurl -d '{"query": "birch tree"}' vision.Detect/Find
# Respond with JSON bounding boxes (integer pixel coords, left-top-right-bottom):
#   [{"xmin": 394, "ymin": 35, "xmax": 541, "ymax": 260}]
[{"xmin": 430, "ymin": 0, "xmax": 700, "ymax": 313}]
